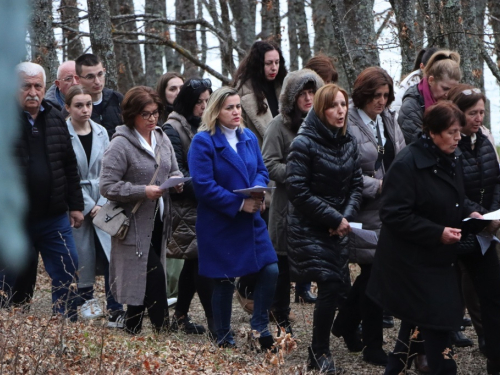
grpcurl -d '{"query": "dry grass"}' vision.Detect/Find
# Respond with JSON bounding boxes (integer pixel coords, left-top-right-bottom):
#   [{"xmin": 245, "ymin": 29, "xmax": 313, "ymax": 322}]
[{"xmin": 0, "ymin": 261, "xmax": 488, "ymax": 374}]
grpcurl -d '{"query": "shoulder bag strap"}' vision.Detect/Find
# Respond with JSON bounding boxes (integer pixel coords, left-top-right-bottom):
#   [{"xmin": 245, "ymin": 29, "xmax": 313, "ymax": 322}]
[{"xmin": 130, "ymin": 150, "xmax": 162, "ymax": 216}]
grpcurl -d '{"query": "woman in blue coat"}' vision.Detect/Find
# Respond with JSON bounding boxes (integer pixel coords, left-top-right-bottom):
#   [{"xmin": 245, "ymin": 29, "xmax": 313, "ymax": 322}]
[{"xmin": 188, "ymin": 86, "xmax": 278, "ymax": 350}]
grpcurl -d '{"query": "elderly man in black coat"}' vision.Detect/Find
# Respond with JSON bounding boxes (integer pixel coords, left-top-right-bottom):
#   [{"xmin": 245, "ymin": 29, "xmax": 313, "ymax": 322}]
[{"xmin": 5, "ymin": 62, "xmax": 84, "ymax": 320}]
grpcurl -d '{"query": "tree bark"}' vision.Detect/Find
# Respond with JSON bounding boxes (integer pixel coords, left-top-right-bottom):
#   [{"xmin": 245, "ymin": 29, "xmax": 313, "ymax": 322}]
[
  {"xmin": 442, "ymin": 0, "xmax": 474, "ymax": 85},
  {"xmin": 287, "ymin": 0, "xmax": 299, "ymax": 71},
  {"xmin": 108, "ymin": 0, "xmax": 144, "ymax": 92},
  {"xmin": 30, "ymin": 0, "xmax": 59, "ymax": 84},
  {"xmin": 228, "ymin": 0, "xmax": 255, "ymax": 60},
  {"xmin": 389, "ymin": 0, "xmax": 416, "ymax": 78},
  {"xmin": 327, "ymin": 0, "xmax": 357, "ymax": 91},
  {"xmin": 342, "ymin": 0, "xmax": 380, "ymax": 75},
  {"xmin": 219, "ymin": 0, "xmax": 235, "ymax": 77},
  {"xmin": 294, "ymin": 0, "xmax": 311, "ymax": 65},
  {"xmin": 165, "ymin": 0, "xmax": 181, "ymax": 72},
  {"xmin": 489, "ymin": 0, "xmax": 500, "ymax": 68},
  {"xmin": 198, "ymin": 0, "xmax": 207, "ymax": 69},
  {"xmin": 175, "ymin": 0, "xmax": 198, "ymax": 78},
  {"xmin": 144, "ymin": 0, "xmax": 165, "ymax": 87},
  {"xmin": 59, "ymin": 0, "xmax": 83, "ymax": 60},
  {"xmin": 261, "ymin": 0, "xmax": 281, "ymax": 44},
  {"xmin": 461, "ymin": 0, "xmax": 485, "ymax": 89}
]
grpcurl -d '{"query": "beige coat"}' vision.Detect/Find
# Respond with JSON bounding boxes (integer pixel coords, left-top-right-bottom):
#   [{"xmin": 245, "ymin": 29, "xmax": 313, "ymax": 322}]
[
  {"xmin": 238, "ymin": 80, "xmax": 281, "ymax": 147},
  {"xmin": 100, "ymin": 125, "xmax": 182, "ymax": 305}
]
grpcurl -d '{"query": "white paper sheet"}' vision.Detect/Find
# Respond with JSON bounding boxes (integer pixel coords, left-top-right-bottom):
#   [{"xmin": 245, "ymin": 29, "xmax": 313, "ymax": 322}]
[
  {"xmin": 159, "ymin": 177, "xmax": 191, "ymax": 190},
  {"xmin": 233, "ymin": 186, "xmax": 276, "ymax": 195},
  {"xmin": 463, "ymin": 208, "xmax": 500, "ymax": 221}
]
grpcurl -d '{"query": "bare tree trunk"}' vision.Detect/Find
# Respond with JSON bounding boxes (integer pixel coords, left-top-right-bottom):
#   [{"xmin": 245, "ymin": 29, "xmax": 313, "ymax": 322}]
[
  {"xmin": 414, "ymin": 1, "xmax": 424, "ymax": 52},
  {"xmin": 294, "ymin": 0, "xmax": 311, "ymax": 65},
  {"xmin": 175, "ymin": 0, "xmax": 198, "ymax": 78},
  {"xmin": 144, "ymin": 0, "xmax": 165, "ymax": 87},
  {"xmin": 30, "ymin": 0, "xmax": 59, "ymax": 84},
  {"xmin": 261, "ymin": 0, "xmax": 280, "ymax": 44},
  {"xmin": 461, "ymin": 0, "xmax": 485, "ymax": 89},
  {"xmin": 287, "ymin": 0, "xmax": 299, "ymax": 71},
  {"xmin": 312, "ymin": 0, "xmax": 349, "ymax": 89},
  {"xmin": 87, "ymin": 0, "xmax": 117, "ymax": 91},
  {"xmin": 219, "ymin": 0, "xmax": 235, "ymax": 77},
  {"xmin": 59, "ymin": 0, "xmax": 83, "ymax": 60},
  {"xmin": 390, "ymin": 0, "xmax": 417, "ymax": 78},
  {"xmin": 198, "ymin": 0, "xmax": 207, "ymax": 69},
  {"xmin": 342, "ymin": 0, "xmax": 380, "ymax": 75},
  {"xmin": 327, "ymin": 0, "xmax": 357, "ymax": 91},
  {"xmin": 489, "ymin": 0, "xmax": 500, "ymax": 68},
  {"xmin": 165, "ymin": 0, "xmax": 181, "ymax": 72},
  {"xmin": 228, "ymin": 0, "xmax": 255, "ymax": 60},
  {"xmin": 442, "ymin": 0, "xmax": 474, "ymax": 84},
  {"xmin": 108, "ymin": 0, "xmax": 143, "ymax": 92}
]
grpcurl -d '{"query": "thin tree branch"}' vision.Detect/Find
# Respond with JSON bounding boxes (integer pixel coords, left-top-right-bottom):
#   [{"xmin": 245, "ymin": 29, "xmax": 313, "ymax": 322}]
[
  {"xmin": 481, "ymin": 43, "xmax": 500, "ymax": 83},
  {"xmin": 375, "ymin": 10, "xmax": 393, "ymax": 40}
]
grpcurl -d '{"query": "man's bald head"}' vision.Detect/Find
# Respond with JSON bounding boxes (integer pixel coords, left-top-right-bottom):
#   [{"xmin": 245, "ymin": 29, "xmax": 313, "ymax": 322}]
[{"xmin": 55, "ymin": 61, "xmax": 77, "ymax": 96}]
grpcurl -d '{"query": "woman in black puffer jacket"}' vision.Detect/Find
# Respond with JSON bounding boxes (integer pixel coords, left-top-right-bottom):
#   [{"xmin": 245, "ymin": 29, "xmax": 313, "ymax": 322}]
[
  {"xmin": 449, "ymin": 84, "xmax": 500, "ymax": 375},
  {"xmin": 286, "ymin": 84, "xmax": 363, "ymax": 373}
]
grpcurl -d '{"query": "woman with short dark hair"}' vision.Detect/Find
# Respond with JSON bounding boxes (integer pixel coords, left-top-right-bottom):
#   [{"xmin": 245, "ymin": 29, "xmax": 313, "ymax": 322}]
[
  {"xmin": 156, "ymin": 72, "xmax": 184, "ymax": 123},
  {"xmin": 286, "ymin": 83, "xmax": 363, "ymax": 372},
  {"xmin": 332, "ymin": 66, "xmax": 404, "ymax": 366},
  {"xmin": 304, "ymin": 54, "xmax": 338, "ymax": 84},
  {"xmin": 100, "ymin": 86, "xmax": 183, "ymax": 334},
  {"xmin": 367, "ymin": 101, "xmax": 483, "ymax": 374}
]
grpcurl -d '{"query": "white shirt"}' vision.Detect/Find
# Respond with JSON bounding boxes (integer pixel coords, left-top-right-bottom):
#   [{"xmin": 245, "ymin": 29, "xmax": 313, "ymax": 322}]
[
  {"xmin": 134, "ymin": 129, "xmax": 164, "ymax": 220},
  {"xmin": 358, "ymin": 108, "xmax": 386, "ymax": 146},
  {"xmin": 221, "ymin": 124, "xmax": 239, "ymax": 152}
]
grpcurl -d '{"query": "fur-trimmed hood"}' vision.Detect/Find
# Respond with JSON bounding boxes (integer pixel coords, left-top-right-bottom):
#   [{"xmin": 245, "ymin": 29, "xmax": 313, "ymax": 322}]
[{"xmin": 279, "ymin": 69, "xmax": 324, "ymax": 126}]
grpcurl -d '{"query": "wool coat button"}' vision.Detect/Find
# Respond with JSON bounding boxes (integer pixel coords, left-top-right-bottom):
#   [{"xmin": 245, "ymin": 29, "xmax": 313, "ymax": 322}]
[
  {"xmin": 433, "ymin": 169, "xmax": 437, "ymax": 173},
  {"xmin": 455, "ymin": 203, "xmax": 459, "ymax": 207}
]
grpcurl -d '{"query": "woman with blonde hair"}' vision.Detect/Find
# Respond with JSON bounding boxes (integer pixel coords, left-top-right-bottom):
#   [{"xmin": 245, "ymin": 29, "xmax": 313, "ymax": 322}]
[
  {"xmin": 399, "ymin": 50, "xmax": 461, "ymax": 144},
  {"xmin": 286, "ymin": 84, "xmax": 363, "ymax": 372},
  {"xmin": 188, "ymin": 87, "xmax": 278, "ymax": 350}
]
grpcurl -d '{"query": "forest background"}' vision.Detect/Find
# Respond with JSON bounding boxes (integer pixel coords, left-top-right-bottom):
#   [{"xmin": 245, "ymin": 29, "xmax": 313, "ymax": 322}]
[{"xmin": 28, "ymin": 0, "xmax": 500, "ymax": 140}]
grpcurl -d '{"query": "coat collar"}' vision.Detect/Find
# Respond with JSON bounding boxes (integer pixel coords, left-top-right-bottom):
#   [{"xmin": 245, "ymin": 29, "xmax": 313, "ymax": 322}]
[{"xmin": 212, "ymin": 125, "xmax": 251, "ymax": 184}]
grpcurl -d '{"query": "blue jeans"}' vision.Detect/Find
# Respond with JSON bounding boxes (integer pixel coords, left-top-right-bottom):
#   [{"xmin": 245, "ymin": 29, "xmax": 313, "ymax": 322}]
[
  {"xmin": 212, "ymin": 262, "xmax": 278, "ymax": 345},
  {"xmin": 8, "ymin": 213, "xmax": 79, "ymax": 318}
]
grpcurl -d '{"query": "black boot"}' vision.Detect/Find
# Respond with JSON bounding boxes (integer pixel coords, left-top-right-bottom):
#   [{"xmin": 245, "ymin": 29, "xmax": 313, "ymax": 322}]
[
  {"xmin": 276, "ymin": 315, "xmax": 294, "ymax": 337},
  {"xmin": 258, "ymin": 335, "xmax": 276, "ymax": 352},
  {"xmin": 449, "ymin": 330, "xmax": 474, "ymax": 347},
  {"xmin": 307, "ymin": 347, "xmax": 339, "ymax": 374},
  {"xmin": 295, "ymin": 290, "xmax": 317, "ymax": 304},
  {"xmin": 331, "ymin": 326, "xmax": 363, "ymax": 352},
  {"xmin": 206, "ymin": 316, "xmax": 217, "ymax": 342}
]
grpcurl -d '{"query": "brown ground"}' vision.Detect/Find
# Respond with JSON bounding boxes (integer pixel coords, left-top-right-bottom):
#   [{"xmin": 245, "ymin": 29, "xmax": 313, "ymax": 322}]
[{"xmin": 0, "ymin": 262, "xmax": 487, "ymax": 374}]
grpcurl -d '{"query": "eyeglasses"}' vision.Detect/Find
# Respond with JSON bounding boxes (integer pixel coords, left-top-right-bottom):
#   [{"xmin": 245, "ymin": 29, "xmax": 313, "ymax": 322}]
[
  {"xmin": 60, "ymin": 76, "xmax": 74, "ymax": 83},
  {"xmin": 79, "ymin": 71, "xmax": 106, "ymax": 81},
  {"xmin": 186, "ymin": 78, "xmax": 212, "ymax": 90},
  {"xmin": 140, "ymin": 110, "xmax": 160, "ymax": 120},
  {"xmin": 462, "ymin": 88, "xmax": 481, "ymax": 95}
]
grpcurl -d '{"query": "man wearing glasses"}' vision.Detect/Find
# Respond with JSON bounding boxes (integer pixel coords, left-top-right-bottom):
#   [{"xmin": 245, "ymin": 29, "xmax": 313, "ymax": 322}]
[
  {"xmin": 75, "ymin": 54, "xmax": 123, "ymax": 139},
  {"xmin": 8, "ymin": 62, "xmax": 84, "ymax": 319},
  {"xmin": 45, "ymin": 60, "xmax": 77, "ymax": 114}
]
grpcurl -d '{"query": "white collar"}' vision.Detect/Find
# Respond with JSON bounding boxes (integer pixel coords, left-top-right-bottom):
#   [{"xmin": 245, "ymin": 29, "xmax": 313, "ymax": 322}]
[
  {"xmin": 220, "ymin": 124, "xmax": 238, "ymax": 137},
  {"xmin": 358, "ymin": 108, "xmax": 381, "ymax": 127},
  {"xmin": 134, "ymin": 129, "xmax": 157, "ymax": 157}
]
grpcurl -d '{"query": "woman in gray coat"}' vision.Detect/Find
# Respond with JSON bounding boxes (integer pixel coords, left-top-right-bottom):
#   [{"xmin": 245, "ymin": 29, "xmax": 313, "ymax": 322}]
[
  {"xmin": 65, "ymin": 85, "xmax": 124, "ymax": 325},
  {"xmin": 100, "ymin": 86, "xmax": 183, "ymax": 334},
  {"xmin": 332, "ymin": 67, "xmax": 405, "ymax": 366},
  {"xmin": 262, "ymin": 69, "xmax": 324, "ymax": 334}
]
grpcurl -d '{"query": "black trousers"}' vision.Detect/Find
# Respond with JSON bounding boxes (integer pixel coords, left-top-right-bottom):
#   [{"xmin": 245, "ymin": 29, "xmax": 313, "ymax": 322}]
[
  {"xmin": 458, "ymin": 244, "xmax": 500, "ymax": 367},
  {"xmin": 333, "ymin": 264, "xmax": 383, "ymax": 349},
  {"xmin": 175, "ymin": 257, "xmax": 213, "ymax": 319},
  {"xmin": 271, "ymin": 255, "xmax": 290, "ymax": 319},
  {"xmin": 311, "ymin": 280, "xmax": 349, "ymax": 357},
  {"xmin": 385, "ymin": 321, "xmax": 456, "ymax": 375},
  {"xmin": 125, "ymin": 215, "xmax": 168, "ymax": 333}
]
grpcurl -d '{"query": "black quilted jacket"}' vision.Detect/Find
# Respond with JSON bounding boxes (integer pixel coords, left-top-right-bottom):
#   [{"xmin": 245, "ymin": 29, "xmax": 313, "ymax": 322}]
[
  {"xmin": 459, "ymin": 129, "xmax": 500, "ymax": 211},
  {"xmin": 286, "ymin": 109, "xmax": 363, "ymax": 284},
  {"xmin": 91, "ymin": 87, "xmax": 124, "ymax": 139},
  {"xmin": 16, "ymin": 100, "xmax": 83, "ymax": 216},
  {"xmin": 398, "ymin": 84, "xmax": 425, "ymax": 145}
]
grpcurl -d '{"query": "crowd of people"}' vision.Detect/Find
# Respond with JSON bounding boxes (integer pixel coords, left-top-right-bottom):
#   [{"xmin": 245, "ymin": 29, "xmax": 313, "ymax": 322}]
[{"xmin": 3, "ymin": 41, "xmax": 500, "ymax": 375}]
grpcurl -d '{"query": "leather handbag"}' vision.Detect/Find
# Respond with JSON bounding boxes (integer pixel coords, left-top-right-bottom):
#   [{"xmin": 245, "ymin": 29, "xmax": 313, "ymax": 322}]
[{"xmin": 93, "ymin": 152, "xmax": 162, "ymax": 240}]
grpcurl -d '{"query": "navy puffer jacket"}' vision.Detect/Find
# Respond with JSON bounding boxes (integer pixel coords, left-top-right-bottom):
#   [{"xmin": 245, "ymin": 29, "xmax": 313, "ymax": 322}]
[
  {"xmin": 459, "ymin": 128, "xmax": 500, "ymax": 211},
  {"xmin": 286, "ymin": 109, "xmax": 363, "ymax": 284}
]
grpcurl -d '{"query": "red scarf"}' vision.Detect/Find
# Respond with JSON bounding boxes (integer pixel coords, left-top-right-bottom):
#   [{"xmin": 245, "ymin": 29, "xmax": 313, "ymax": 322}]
[{"xmin": 417, "ymin": 77, "xmax": 436, "ymax": 109}]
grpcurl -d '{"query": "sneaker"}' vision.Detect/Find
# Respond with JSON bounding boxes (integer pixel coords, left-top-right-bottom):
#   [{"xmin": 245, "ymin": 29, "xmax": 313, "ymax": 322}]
[
  {"xmin": 80, "ymin": 299, "xmax": 104, "ymax": 320},
  {"xmin": 171, "ymin": 314, "xmax": 206, "ymax": 334},
  {"xmin": 107, "ymin": 310, "xmax": 126, "ymax": 328},
  {"xmin": 167, "ymin": 298, "xmax": 177, "ymax": 307}
]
